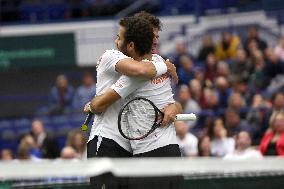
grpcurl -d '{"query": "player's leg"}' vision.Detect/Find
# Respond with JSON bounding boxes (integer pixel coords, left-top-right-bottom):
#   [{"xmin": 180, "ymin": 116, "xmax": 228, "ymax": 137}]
[
  {"xmin": 96, "ymin": 137, "xmax": 132, "ymax": 189},
  {"xmin": 131, "ymin": 144, "xmax": 183, "ymax": 189},
  {"xmin": 87, "ymin": 136, "xmax": 104, "ymax": 189}
]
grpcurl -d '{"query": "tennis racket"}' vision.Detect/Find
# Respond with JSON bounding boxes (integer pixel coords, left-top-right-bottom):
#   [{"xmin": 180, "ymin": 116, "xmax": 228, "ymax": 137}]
[
  {"xmin": 118, "ymin": 97, "xmax": 196, "ymax": 140},
  {"xmin": 81, "ymin": 112, "xmax": 93, "ymax": 131}
]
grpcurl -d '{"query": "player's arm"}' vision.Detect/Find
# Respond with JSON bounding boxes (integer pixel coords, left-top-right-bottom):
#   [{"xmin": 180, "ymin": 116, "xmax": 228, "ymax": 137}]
[
  {"xmin": 89, "ymin": 89, "xmax": 121, "ymax": 113},
  {"xmin": 115, "ymin": 58, "xmax": 177, "ymax": 80},
  {"xmin": 87, "ymin": 76, "xmax": 145, "ymax": 114}
]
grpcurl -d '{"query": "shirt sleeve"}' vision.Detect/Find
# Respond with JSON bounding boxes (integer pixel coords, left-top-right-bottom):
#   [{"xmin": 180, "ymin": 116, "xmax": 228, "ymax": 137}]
[
  {"xmin": 110, "ymin": 75, "xmax": 146, "ymax": 98},
  {"xmin": 100, "ymin": 50, "xmax": 131, "ymax": 72}
]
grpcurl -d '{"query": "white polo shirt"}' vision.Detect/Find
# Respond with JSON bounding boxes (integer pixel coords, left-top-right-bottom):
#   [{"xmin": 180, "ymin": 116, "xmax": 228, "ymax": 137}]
[
  {"xmin": 111, "ymin": 54, "xmax": 178, "ymax": 155},
  {"xmin": 88, "ymin": 49, "xmax": 132, "ymax": 152}
]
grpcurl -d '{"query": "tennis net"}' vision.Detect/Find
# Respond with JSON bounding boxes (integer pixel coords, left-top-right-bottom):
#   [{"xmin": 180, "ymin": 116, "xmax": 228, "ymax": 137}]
[{"xmin": 0, "ymin": 157, "xmax": 283, "ymax": 189}]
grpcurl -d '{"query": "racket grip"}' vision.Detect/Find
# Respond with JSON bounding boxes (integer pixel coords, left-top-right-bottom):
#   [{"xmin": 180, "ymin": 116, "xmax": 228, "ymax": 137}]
[
  {"xmin": 81, "ymin": 113, "xmax": 93, "ymax": 131},
  {"xmin": 175, "ymin": 113, "xmax": 196, "ymax": 121}
]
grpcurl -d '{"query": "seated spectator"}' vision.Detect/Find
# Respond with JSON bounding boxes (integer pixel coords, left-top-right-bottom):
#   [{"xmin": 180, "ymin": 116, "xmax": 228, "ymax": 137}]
[
  {"xmin": 204, "ymin": 53, "xmax": 218, "ymax": 83},
  {"xmin": 246, "ymin": 94, "xmax": 270, "ymax": 144},
  {"xmin": 244, "ymin": 26, "xmax": 267, "ymax": 55},
  {"xmin": 72, "ymin": 71, "xmax": 96, "ymax": 111},
  {"xmin": 264, "ymin": 48, "xmax": 284, "ymax": 80},
  {"xmin": 169, "ymin": 39, "xmax": 191, "ymax": 70},
  {"xmin": 0, "ymin": 149, "xmax": 14, "ymax": 161},
  {"xmin": 224, "ymin": 131, "xmax": 263, "ymax": 160},
  {"xmin": 49, "ymin": 74, "xmax": 75, "ymax": 115},
  {"xmin": 225, "ymin": 108, "xmax": 250, "ymax": 137},
  {"xmin": 177, "ymin": 55, "xmax": 195, "ymax": 85},
  {"xmin": 198, "ymin": 136, "xmax": 211, "ymax": 157},
  {"xmin": 189, "ymin": 79, "xmax": 205, "ymax": 107},
  {"xmin": 176, "ymin": 84, "xmax": 201, "ymax": 115},
  {"xmin": 203, "ymin": 88, "xmax": 219, "ymax": 112},
  {"xmin": 17, "ymin": 134, "xmax": 42, "ymax": 160},
  {"xmin": 216, "ymin": 61, "xmax": 230, "ymax": 78},
  {"xmin": 274, "ymin": 36, "xmax": 284, "ymax": 62},
  {"xmin": 30, "ymin": 119, "xmax": 60, "ymax": 159},
  {"xmin": 249, "ymin": 50, "xmax": 267, "ymax": 93},
  {"xmin": 175, "ymin": 121, "xmax": 198, "ymax": 157},
  {"xmin": 215, "ymin": 31, "xmax": 241, "ymax": 61},
  {"xmin": 227, "ymin": 91, "xmax": 246, "ymax": 112},
  {"xmin": 208, "ymin": 117, "xmax": 235, "ymax": 157},
  {"xmin": 259, "ymin": 111, "xmax": 284, "ymax": 156},
  {"xmin": 215, "ymin": 76, "xmax": 231, "ymax": 110},
  {"xmin": 198, "ymin": 34, "xmax": 215, "ymax": 62},
  {"xmin": 230, "ymin": 48, "xmax": 253, "ymax": 82},
  {"xmin": 60, "ymin": 146, "xmax": 78, "ymax": 160},
  {"xmin": 65, "ymin": 129, "xmax": 87, "ymax": 159}
]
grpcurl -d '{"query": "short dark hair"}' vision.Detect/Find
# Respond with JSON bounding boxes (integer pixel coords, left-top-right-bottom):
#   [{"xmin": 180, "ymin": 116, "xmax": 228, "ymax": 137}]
[
  {"xmin": 119, "ymin": 17, "xmax": 154, "ymax": 56},
  {"xmin": 134, "ymin": 11, "xmax": 162, "ymax": 31}
]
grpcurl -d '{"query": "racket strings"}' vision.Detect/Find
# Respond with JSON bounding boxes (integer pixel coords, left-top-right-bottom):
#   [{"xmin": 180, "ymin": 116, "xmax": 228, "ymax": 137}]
[{"xmin": 120, "ymin": 99, "xmax": 156, "ymax": 139}]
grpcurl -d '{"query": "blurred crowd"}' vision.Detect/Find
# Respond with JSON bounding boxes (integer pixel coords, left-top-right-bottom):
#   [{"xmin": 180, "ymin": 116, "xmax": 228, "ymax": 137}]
[
  {"xmin": 1, "ymin": 25, "xmax": 284, "ymax": 162},
  {"xmin": 171, "ymin": 26, "xmax": 284, "ymax": 159}
]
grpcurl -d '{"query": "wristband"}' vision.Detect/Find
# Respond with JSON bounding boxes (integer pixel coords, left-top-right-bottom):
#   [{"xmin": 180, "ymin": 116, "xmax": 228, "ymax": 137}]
[{"xmin": 153, "ymin": 62, "xmax": 167, "ymax": 77}]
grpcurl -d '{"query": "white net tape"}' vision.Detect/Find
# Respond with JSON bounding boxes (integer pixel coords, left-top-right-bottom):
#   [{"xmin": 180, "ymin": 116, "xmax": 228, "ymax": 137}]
[{"xmin": 1, "ymin": 157, "xmax": 284, "ymax": 180}]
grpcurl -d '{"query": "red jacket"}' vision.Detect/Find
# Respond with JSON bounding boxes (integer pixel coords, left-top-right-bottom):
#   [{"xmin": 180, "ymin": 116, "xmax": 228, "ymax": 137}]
[{"xmin": 259, "ymin": 131, "xmax": 284, "ymax": 156}]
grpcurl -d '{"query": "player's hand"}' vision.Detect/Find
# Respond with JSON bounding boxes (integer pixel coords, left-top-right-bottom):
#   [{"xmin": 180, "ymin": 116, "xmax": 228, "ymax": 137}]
[
  {"xmin": 83, "ymin": 102, "xmax": 92, "ymax": 113},
  {"xmin": 161, "ymin": 103, "xmax": 179, "ymax": 126},
  {"xmin": 164, "ymin": 59, "xmax": 178, "ymax": 84}
]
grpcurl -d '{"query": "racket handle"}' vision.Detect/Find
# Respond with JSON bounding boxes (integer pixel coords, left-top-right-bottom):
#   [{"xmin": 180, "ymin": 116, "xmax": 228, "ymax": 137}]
[
  {"xmin": 81, "ymin": 113, "xmax": 93, "ymax": 131},
  {"xmin": 175, "ymin": 113, "xmax": 196, "ymax": 121}
]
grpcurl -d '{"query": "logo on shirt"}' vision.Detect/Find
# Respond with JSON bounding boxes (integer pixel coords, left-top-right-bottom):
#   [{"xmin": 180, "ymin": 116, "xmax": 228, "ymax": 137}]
[{"xmin": 151, "ymin": 74, "xmax": 169, "ymax": 85}]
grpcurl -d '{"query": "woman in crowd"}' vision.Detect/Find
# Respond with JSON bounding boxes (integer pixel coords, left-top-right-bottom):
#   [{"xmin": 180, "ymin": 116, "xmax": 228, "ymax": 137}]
[{"xmin": 259, "ymin": 111, "xmax": 284, "ymax": 156}]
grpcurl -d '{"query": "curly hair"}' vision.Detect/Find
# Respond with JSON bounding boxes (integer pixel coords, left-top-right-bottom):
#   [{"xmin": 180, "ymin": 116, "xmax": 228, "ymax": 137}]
[
  {"xmin": 134, "ymin": 11, "xmax": 162, "ymax": 31},
  {"xmin": 119, "ymin": 16, "xmax": 154, "ymax": 56}
]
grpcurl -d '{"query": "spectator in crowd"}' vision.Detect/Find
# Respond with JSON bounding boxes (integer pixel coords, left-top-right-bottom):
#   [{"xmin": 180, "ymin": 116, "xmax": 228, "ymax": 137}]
[
  {"xmin": 215, "ymin": 31, "xmax": 241, "ymax": 61},
  {"xmin": 49, "ymin": 74, "xmax": 75, "ymax": 115},
  {"xmin": 249, "ymin": 50, "xmax": 267, "ymax": 93},
  {"xmin": 72, "ymin": 71, "xmax": 96, "ymax": 110},
  {"xmin": 198, "ymin": 136, "xmax": 211, "ymax": 157},
  {"xmin": 269, "ymin": 92, "xmax": 284, "ymax": 118},
  {"xmin": 30, "ymin": 119, "xmax": 60, "ymax": 159},
  {"xmin": 198, "ymin": 34, "xmax": 215, "ymax": 62},
  {"xmin": 189, "ymin": 79, "xmax": 205, "ymax": 107},
  {"xmin": 216, "ymin": 61, "xmax": 230, "ymax": 78},
  {"xmin": 215, "ymin": 76, "xmax": 231, "ymax": 110},
  {"xmin": 259, "ymin": 111, "xmax": 284, "ymax": 156},
  {"xmin": 177, "ymin": 55, "xmax": 195, "ymax": 85},
  {"xmin": 246, "ymin": 94, "xmax": 270, "ymax": 144},
  {"xmin": 274, "ymin": 36, "xmax": 284, "ymax": 62},
  {"xmin": 225, "ymin": 108, "xmax": 250, "ymax": 137},
  {"xmin": 203, "ymin": 88, "xmax": 219, "ymax": 112},
  {"xmin": 169, "ymin": 39, "xmax": 191, "ymax": 70},
  {"xmin": 227, "ymin": 91, "xmax": 246, "ymax": 112},
  {"xmin": 230, "ymin": 48, "xmax": 252, "ymax": 82},
  {"xmin": 17, "ymin": 134, "xmax": 42, "ymax": 160},
  {"xmin": 204, "ymin": 53, "xmax": 218, "ymax": 83},
  {"xmin": 65, "ymin": 129, "xmax": 87, "ymax": 159},
  {"xmin": 208, "ymin": 117, "xmax": 235, "ymax": 157},
  {"xmin": 175, "ymin": 121, "xmax": 198, "ymax": 157},
  {"xmin": 60, "ymin": 146, "xmax": 78, "ymax": 159},
  {"xmin": 264, "ymin": 48, "xmax": 284, "ymax": 80},
  {"xmin": 0, "ymin": 149, "xmax": 14, "ymax": 161},
  {"xmin": 244, "ymin": 26, "xmax": 267, "ymax": 55},
  {"xmin": 176, "ymin": 85, "xmax": 201, "ymax": 115},
  {"xmin": 224, "ymin": 131, "xmax": 263, "ymax": 160}
]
